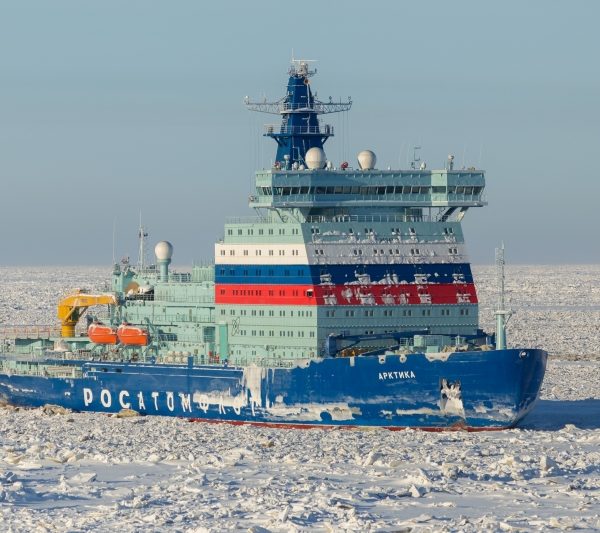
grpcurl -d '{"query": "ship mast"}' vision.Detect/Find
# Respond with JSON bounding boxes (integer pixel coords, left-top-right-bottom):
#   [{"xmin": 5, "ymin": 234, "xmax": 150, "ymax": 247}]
[
  {"xmin": 137, "ymin": 212, "xmax": 149, "ymax": 271},
  {"xmin": 244, "ymin": 59, "xmax": 352, "ymax": 167},
  {"xmin": 495, "ymin": 243, "xmax": 512, "ymax": 350}
]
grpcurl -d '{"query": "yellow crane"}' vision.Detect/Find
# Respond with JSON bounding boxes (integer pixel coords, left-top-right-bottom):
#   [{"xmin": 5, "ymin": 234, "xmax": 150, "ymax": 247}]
[{"xmin": 57, "ymin": 291, "xmax": 117, "ymax": 338}]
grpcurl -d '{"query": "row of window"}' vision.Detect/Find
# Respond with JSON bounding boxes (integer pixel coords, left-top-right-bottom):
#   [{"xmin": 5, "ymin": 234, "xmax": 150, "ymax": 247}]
[
  {"xmin": 227, "ymin": 228, "xmax": 301, "ymax": 236},
  {"xmin": 219, "ymin": 246, "xmax": 460, "ymax": 257},
  {"xmin": 226, "ymin": 226, "xmax": 455, "ymax": 238},
  {"xmin": 237, "ymin": 330, "xmax": 316, "ymax": 338},
  {"xmin": 219, "ymin": 268, "xmax": 307, "ymax": 276},
  {"xmin": 325, "ymin": 247, "xmax": 460, "ymax": 257},
  {"xmin": 261, "ymin": 185, "xmax": 483, "ymax": 196},
  {"xmin": 219, "ymin": 249, "xmax": 298, "ymax": 257},
  {"xmin": 221, "ymin": 288, "xmax": 303, "ymax": 298},
  {"xmin": 219, "ymin": 268, "xmax": 308, "ymax": 277},
  {"xmin": 220, "ymin": 308, "xmax": 314, "ymax": 317},
  {"xmin": 323, "ymin": 308, "xmax": 471, "ymax": 318}
]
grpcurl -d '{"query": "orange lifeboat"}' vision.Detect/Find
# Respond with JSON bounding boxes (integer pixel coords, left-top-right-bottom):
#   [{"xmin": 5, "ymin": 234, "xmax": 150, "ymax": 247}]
[
  {"xmin": 88, "ymin": 322, "xmax": 118, "ymax": 344},
  {"xmin": 117, "ymin": 323, "xmax": 150, "ymax": 346}
]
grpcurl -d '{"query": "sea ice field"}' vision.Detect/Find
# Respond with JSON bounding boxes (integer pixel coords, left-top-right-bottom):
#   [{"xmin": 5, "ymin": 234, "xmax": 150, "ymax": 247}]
[{"xmin": 0, "ymin": 265, "xmax": 599, "ymax": 531}]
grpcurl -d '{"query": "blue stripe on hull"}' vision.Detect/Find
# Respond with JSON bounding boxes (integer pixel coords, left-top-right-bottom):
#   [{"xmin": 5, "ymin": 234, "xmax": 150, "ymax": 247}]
[
  {"xmin": 0, "ymin": 349, "xmax": 546, "ymax": 429},
  {"xmin": 215, "ymin": 263, "xmax": 474, "ymax": 285}
]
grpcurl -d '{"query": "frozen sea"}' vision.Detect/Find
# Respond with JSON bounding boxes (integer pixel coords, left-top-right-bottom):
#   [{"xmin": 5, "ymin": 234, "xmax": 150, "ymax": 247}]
[{"xmin": 0, "ymin": 265, "xmax": 599, "ymax": 531}]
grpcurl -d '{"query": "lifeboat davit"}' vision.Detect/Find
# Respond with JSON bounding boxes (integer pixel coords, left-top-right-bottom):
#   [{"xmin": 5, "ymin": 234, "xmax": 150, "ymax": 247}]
[
  {"xmin": 117, "ymin": 323, "xmax": 150, "ymax": 346},
  {"xmin": 87, "ymin": 322, "xmax": 118, "ymax": 344}
]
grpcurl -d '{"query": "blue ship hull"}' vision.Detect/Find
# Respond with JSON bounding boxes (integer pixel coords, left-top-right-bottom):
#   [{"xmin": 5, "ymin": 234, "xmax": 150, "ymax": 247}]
[{"xmin": 0, "ymin": 348, "xmax": 547, "ymax": 430}]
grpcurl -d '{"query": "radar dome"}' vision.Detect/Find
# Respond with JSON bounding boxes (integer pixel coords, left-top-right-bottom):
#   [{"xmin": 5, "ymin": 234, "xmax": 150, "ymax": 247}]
[
  {"xmin": 357, "ymin": 150, "xmax": 376, "ymax": 170},
  {"xmin": 304, "ymin": 147, "xmax": 326, "ymax": 169},
  {"xmin": 154, "ymin": 241, "xmax": 173, "ymax": 261}
]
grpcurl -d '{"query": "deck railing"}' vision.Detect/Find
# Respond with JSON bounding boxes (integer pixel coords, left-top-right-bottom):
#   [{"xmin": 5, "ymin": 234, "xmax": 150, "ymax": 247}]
[{"xmin": 0, "ymin": 325, "xmax": 61, "ymax": 340}]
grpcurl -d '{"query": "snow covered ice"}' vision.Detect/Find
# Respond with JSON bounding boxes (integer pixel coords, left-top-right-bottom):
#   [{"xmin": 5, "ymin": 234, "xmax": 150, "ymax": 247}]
[{"xmin": 0, "ymin": 266, "xmax": 599, "ymax": 531}]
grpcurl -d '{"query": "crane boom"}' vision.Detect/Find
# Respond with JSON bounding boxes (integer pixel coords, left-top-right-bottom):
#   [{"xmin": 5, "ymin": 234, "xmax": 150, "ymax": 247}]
[{"xmin": 57, "ymin": 291, "xmax": 117, "ymax": 338}]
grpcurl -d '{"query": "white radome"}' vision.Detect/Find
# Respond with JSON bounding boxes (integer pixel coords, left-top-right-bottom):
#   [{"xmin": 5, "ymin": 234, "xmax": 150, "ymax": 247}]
[
  {"xmin": 154, "ymin": 241, "xmax": 173, "ymax": 261},
  {"xmin": 304, "ymin": 147, "xmax": 327, "ymax": 169},
  {"xmin": 357, "ymin": 150, "xmax": 376, "ymax": 170}
]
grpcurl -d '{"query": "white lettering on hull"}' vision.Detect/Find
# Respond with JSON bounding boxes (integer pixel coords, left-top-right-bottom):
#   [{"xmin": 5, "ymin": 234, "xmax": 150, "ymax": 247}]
[
  {"xmin": 83, "ymin": 388, "xmax": 93, "ymax": 406},
  {"xmin": 80, "ymin": 366, "xmax": 270, "ymax": 416},
  {"xmin": 179, "ymin": 393, "xmax": 192, "ymax": 412},
  {"xmin": 137, "ymin": 392, "xmax": 146, "ymax": 411},
  {"xmin": 100, "ymin": 389, "xmax": 112, "ymax": 408},
  {"xmin": 378, "ymin": 370, "xmax": 416, "ymax": 380},
  {"xmin": 118, "ymin": 390, "xmax": 131, "ymax": 409},
  {"xmin": 166, "ymin": 392, "xmax": 175, "ymax": 412}
]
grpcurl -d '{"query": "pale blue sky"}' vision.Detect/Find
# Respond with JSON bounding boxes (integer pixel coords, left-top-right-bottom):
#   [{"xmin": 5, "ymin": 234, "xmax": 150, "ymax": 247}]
[{"xmin": 1, "ymin": 1, "xmax": 599, "ymax": 265}]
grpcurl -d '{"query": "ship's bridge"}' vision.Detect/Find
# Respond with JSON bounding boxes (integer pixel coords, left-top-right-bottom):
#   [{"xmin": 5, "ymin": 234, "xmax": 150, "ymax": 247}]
[{"xmin": 250, "ymin": 168, "xmax": 486, "ymax": 209}]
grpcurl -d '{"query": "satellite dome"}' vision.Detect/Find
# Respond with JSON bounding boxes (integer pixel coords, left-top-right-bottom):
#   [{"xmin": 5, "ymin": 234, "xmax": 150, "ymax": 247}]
[
  {"xmin": 357, "ymin": 150, "xmax": 376, "ymax": 170},
  {"xmin": 154, "ymin": 241, "xmax": 173, "ymax": 261},
  {"xmin": 304, "ymin": 147, "xmax": 327, "ymax": 169}
]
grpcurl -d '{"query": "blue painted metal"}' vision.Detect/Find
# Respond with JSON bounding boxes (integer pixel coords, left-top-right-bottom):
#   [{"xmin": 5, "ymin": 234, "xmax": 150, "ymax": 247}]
[
  {"xmin": 215, "ymin": 263, "xmax": 474, "ymax": 285},
  {"xmin": 245, "ymin": 60, "xmax": 351, "ymax": 166},
  {"xmin": 269, "ymin": 71, "xmax": 325, "ymax": 165},
  {"xmin": 0, "ymin": 349, "xmax": 547, "ymax": 429}
]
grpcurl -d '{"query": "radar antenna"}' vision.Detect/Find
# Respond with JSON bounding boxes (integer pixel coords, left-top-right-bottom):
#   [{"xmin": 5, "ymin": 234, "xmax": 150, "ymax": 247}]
[{"xmin": 244, "ymin": 60, "xmax": 352, "ymax": 166}]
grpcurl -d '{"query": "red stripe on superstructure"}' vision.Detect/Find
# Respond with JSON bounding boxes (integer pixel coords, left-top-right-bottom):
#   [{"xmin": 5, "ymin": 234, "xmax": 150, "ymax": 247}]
[
  {"xmin": 215, "ymin": 283, "xmax": 478, "ymax": 306},
  {"xmin": 215, "ymin": 284, "xmax": 317, "ymax": 305}
]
